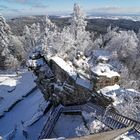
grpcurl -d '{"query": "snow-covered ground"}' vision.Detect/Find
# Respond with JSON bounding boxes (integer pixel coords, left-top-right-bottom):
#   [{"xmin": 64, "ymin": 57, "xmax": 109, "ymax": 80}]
[
  {"xmin": 99, "ymin": 84, "xmax": 140, "ymax": 121},
  {"xmin": 0, "ymin": 89, "xmax": 44, "ymax": 137},
  {"xmin": 87, "ymin": 15, "xmax": 140, "ymax": 21},
  {"xmin": 0, "ymin": 70, "xmax": 140, "ymax": 140},
  {"xmin": 50, "ymin": 114, "xmax": 89, "ymax": 138},
  {"xmin": 0, "ymin": 70, "xmax": 48, "ymax": 139},
  {"xmin": 50, "ymin": 110, "xmax": 109, "ymax": 139},
  {"xmin": 54, "ymin": 14, "xmax": 140, "ymax": 22},
  {"xmin": 0, "ymin": 70, "xmax": 36, "ymax": 117}
]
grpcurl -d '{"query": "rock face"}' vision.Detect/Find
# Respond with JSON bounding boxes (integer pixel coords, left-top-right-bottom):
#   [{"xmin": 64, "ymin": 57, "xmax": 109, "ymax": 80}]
[
  {"xmin": 27, "ymin": 52, "xmax": 93, "ymax": 105},
  {"xmin": 91, "ymin": 74, "xmax": 120, "ymax": 90},
  {"xmin": 90, "ymin": 50, "xmax": 120, "ymax": 90},
  {"xmin": 27, "ymin": 50, "xmax": 119, "ymax": 106}
]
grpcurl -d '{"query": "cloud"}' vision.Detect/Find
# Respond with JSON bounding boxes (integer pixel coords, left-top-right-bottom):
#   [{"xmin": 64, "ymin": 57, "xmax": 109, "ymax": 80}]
[
  {"xmin": 0, "ymin": 4, "xmax": 19, "ymax": 12},
  {"xmin": 31, "ymin": 1, "xmax": 49, "ymax": 9},
  {"xmin": 90, "ymin": 6, "xmax": 140, "ymax": 14},
  {"xmin": 4, "ymin": 0, "xmax": 45, "ymax": 5},
  {"xmin": 31, "ymin": 3, "xmax": 49, "ymax": 9},
  {"xmin": 0, "ymin": 5, "xmax": 8, "ymax": 9},
  {"xmin": 6, "ymin": 0, "xmax": 29, "ymax": 4},
  {"xmin": 0, "ymin": 4, "xmax": 20, "ymax": 16}
]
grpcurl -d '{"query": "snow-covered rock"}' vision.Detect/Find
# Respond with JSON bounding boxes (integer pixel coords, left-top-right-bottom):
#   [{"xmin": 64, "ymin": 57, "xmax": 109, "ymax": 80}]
[
  {"xmin": 91, "ymin": 63, "xmax": 120, "ymax": 78},
  {"xmin": 99, "ymin": 85, "xmax": 140, "ymax": 121},
  {"xmin": 50, "ymin": 56, "xmax": 77, "ymax": 78}
]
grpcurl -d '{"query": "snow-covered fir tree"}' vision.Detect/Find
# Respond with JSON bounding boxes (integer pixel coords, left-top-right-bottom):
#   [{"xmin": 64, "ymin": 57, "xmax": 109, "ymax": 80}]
[
  {"xmin": 55, "ymin": 26, "xmax": 75, "ymax": 59},
  {"xmin": 30, "ymin": 23, "xmax": 41, "ymax": 47},
  {"xmin": 23, "ymin": 23, "xmax": 41, "ymax": 49},
  {"xmin": 33, "ymin": 17, "xmax": 58, "ymax": 58},
  {"xmin": 0, "ymin": 14, "xmax": 18, "ymax": 70},
  {"xmin": 42, "ymin": 16, "xmax": 57, "ymax": 32},
  {"xmin": 23, "ymin": 25, "xmax": 32, "ymax": 52},
  {"xmin": 70, "ymin": 3, "xmax": 92, "ymax": 53}
]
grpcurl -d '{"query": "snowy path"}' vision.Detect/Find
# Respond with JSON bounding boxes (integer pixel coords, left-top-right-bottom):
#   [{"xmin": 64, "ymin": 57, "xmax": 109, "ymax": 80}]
[{"xmin": 0, "ymin": 89, "xmax": 44, "ymax": 136}]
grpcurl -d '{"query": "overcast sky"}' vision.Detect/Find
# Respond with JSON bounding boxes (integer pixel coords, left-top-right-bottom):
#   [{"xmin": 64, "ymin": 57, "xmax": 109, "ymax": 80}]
[{"xmin": 0, "ymin": 0, "xmax": 140, "ymax": 17}]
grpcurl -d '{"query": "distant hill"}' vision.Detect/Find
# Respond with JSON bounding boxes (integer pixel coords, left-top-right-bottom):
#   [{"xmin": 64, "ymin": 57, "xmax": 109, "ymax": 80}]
[{"xmin": 7, "ymin": 15, "xmax": 140, "ymax": 36}]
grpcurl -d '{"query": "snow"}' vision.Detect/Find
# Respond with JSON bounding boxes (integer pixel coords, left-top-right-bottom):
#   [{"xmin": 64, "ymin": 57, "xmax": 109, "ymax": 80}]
[
  {"xmin": 58, "ymin": 15, "xmax": 71, "ymax": 18},
  {"xmin": 27, "ymin": 58, "xmax": 45, "ymax": 68},
  {"xmin": 91, "ymin": 50, "xmax": 110, "ymax": 59},
  {"xmin": 50, "ymin": 111, "xmax": 108, "ymax": 139},
  {"xmin": 99, "ymin": 84, "xmax": 140, "ymax": 121},
  {"xmin": 115, "ymin": 134, "xmax": 135, "ymax": 140},
  {"xmin": 0, "ymin": 70, "xmax": 52, "ymax": 140},
  {"xmin": 0, "ymin": 70, "xmax": 100, "ymax": 140},
  {"xmin": 51, "ymin": 56, "xmax": 77, "ymax": 78},
  {"xmin": 51, "ymin": 56, "xmax": 93, "ymax": 90},
  {"xmin": 99, "ymin": 84, "xmax": 120, "ymax": 95},
  {"xmin": 0, "ymin": 76, "xmax": 53, "ymax": 140},
  {"xmin": 0, "ymin": 74, "xmax": 17, "ymax": 87},
  {"xmin": 87, "ymin": 15, "xmax": 140, "ymax": 22},
  {"xmin": 76, "ymin": 76, "xmax": 93, "ymax": 90},
  {"xmin": 82, "ymin": 111, "xmax": 109, "ymax": 133},
  {"xmin": 99, "ymin": 84, "xmax": 140, "ymax": 106},
  {"xmin": 114, "ymin": 130, "xmax": 140, "ymax": 140},
  {"xmin": 91, "ymin": 63, "xmax": 120, "ymax": 78},
  {"xmin": 97, "ymin": 55, "xmax": 109, "ymax": 61},
  {"xmin": 0, "ymin": 89, "xmax": 44, "ymax": 136},
  {"xmin": 50, "ymin": 114, "xmax": 89, "ymax": 138},
  {"xmin": 0, "ymin": 70, "xmax": 36, "ymax": 116}
]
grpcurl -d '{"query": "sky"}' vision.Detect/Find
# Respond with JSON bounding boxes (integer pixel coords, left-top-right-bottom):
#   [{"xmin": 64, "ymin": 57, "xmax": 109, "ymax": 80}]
[{"xmin": 0, "ymin": 0, "xmax": 140, "ymax": 18}]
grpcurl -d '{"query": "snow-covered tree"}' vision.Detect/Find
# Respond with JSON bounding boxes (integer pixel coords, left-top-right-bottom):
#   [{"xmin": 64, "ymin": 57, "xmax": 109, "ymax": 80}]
[
  {"xmin": 54, "ymin": 26, "xmax": 75, "ymax": 59},
  {"xmin": 30, "ymin": 23, "xmax": 41, "ymax": 47},
  {"xmin": 106, "ymin": 30, "xmax": 138, "ymax": 63},
  {"xmin": 0, "ymin": 14, "xmax": 18, "ymax": 70},
  {"xmin": 137, "ymin": 29, "xmax": 140, "ymax": 53},
  {"xmin": 30, "ymin": 4, "xmax": 93, "ymax": 61},
  {"xmin": 101, "ymin": 28, "xmax": 140, "ymax": 90},
  {"xmin": 23, "ymin": 25, "xmax": 32, "ymax": 51},
  {"xmin": 41, "ymin": 16, "xmax": 57, "ymax": 32},
  {"xmin": 23, "ymin": 25, "xmax": 30, "ymax": 37},
  {"xmin": 23, "ymin": 23, "xmax": 41, "ymax": 50},
  {"xmin": 9, "ymin": 35, "xmax": 26, "ymax": 62},
  {"xmin": 70, "ymin": 4, "xmax": 92, "ymax": 52},
  {"xmin": 34, "ymin": 19, "xmax": 58, "ymax": 58},
  {"xmin": 92, "ymin": 35, "xmax": 104, "ymax": 49}
]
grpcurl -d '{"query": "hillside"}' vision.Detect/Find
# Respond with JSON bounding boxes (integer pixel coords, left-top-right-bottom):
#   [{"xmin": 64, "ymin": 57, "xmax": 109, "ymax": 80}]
[{"xmin": 8, "ymin": 15, "xmax": 140, "ymax": 36}]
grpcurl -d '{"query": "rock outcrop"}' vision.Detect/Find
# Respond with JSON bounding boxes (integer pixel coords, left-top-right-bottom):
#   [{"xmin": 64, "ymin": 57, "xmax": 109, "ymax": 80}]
[{"xmin": 27, "ymin": 50, "xmax": 118, "ymax": 106}]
